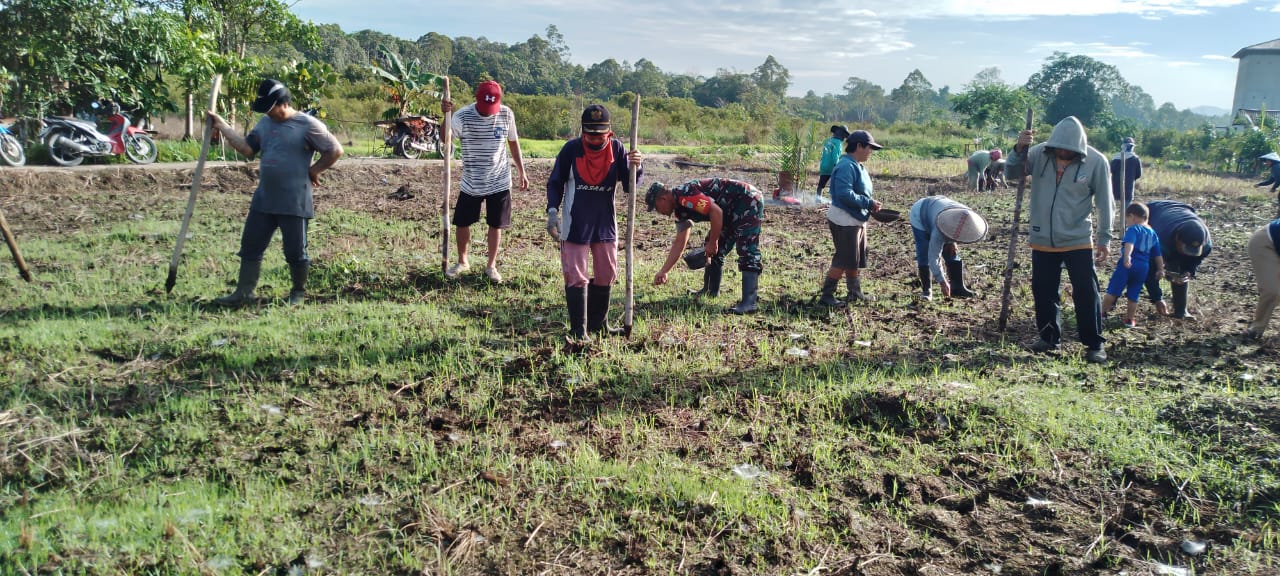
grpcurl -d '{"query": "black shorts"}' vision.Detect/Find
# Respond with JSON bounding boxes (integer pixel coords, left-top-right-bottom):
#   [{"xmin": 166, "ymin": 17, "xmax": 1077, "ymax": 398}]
[
  {"xmin": 452, "ymin": 190, "xmax": 512, "ymax": 229},
  {"xmin": 829, "ymin": 221, "xmax": 868, "ymax": 269}
]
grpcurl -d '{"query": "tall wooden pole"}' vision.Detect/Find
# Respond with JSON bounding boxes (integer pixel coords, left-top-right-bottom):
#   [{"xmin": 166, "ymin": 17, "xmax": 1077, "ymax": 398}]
[
  {"xmin": 997, "ymin": 109, "xmax": 1034, "ymax": 332},
  {"xmin": 623, "ymin": 97, "xmax": 640, "ymax": 337},
  {"xmin": 166, "ymin": 74, "xmax": 222, "ymax": 293},
  {"xmin": 0, "ymin": 208, "xmax": 31, "ymax": 282},
  {"xmin": 441, "ymin": 78, "xmax": 452, "ymax": 274}
]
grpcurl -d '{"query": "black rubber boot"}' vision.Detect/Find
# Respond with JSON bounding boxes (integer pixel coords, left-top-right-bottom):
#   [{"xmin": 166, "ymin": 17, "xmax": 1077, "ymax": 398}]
[
  {"xmin": 728, "ymin": 271, "xmax": 759, "ymax": 314},
  {"xmin": 1171, "ymin": 282, "xmax": 1194, "ymax": 319},
  {"xmin": 819, "ymin": 276, "xmax": 845, "ymax": 307},
  {"xmin": 213, "ymin": 259, "xmax": 261, "ymax": 307},
  {"xmin": 846, "ymin": 276, "xmax": 871, "ymax": 303},
  {"xmin": 287, "ymin": 261, "xmax": 309, "ymax": 305},
  {"xmin": 587, "ymin": 283, "xmax": 622, "ymax": 336},
  {"xmin": 918, "ymin": 265, "xmax": 933, "ymax": 300},
  {"xmin": 946, "ymin": 260, "xmax": 975, "ymax": 298},
  {"xmin": 565, "ymin": 286, "xmax": 589, "ymax": 340},
  {"xmin": 691, "ymin": 263, "xmax": 723, "ymax": 298}
]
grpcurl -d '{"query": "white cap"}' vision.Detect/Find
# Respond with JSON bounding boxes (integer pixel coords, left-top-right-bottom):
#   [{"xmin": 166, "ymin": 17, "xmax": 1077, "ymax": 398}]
[{"xmin": 935, "ymin": 208, "xmax": 987, "ymax": 244}]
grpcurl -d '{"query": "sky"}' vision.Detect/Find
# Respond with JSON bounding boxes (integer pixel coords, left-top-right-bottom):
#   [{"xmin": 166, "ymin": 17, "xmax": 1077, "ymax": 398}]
[{"xmin": 289, "ymin": 0, "xmax": 1280, "ymax": 112}]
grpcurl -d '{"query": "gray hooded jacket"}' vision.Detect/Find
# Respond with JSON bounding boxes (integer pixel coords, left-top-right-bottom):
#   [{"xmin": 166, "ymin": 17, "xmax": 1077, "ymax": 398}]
[{"xmin": 1006, "ymin": 116, "xmax": 1114, "ymax": 249}]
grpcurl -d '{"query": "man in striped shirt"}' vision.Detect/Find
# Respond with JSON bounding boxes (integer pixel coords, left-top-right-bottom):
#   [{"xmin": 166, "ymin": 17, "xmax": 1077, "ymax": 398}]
[{"xmin": 441, "ymin": 80, "xmax": 529, "ymax": 283}]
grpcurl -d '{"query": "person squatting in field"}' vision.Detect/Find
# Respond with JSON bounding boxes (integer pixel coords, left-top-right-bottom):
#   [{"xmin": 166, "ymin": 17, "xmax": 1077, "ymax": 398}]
[
  {"xmin": 1006, "ymin": 116, "xmax": 1114, "ymax": 364},
  {"xmin": 1143, "ymin": 200, "xmax": 1211, "ymax": 320},
  {"xmin": 966, "ymin": 148, "xmax": 1002, "ymax": 191},
  {"xmin": 816, "ymin": 125, "xmax": 849, "ymax": 197},
  {"xmin": 982, "ymin": 155, "xmax": 1007, "ymax": 191},
  {"xmin": 1101, "ymin": 202, "xmax": 1164, "ymax": 329},
  {"xmin": 1246, "ymin": 215, "xmax": 1280, "ymax": 339},
  {"xmin": 817, "ymin": 130, "xmax": 883, "ymax": 306},
  {"xmin": 647, "ymin": 178, "xmax": 765, "ymax": 315},
  {"xmin": 907, "ymin": 196, "xmax": 987, "ymax": 302},
  {"xmin": 207, "ymin": 78, "xmax": 344, "ymax": 307},
  {"xmin": 441, "ymin": 80, "xmax": 529, "ymax": 284},
  {"xmin": 545, "ymin": 104, "xmax": 643, "ymax": 341}
]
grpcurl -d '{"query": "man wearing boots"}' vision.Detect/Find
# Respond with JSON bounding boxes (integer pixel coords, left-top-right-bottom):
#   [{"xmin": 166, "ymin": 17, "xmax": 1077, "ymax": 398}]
[
  {"xmin": 647, "ymin": 178, "xmax": 765, "ymax": 314},
  {"xmin": 206, "ymin": 79, "xmax": 343, "ymax": 306},
  {"xmin": 546, "ymin": 104, "xmax": 643, "ymax": 340},
  {"xmin": 1144, "ymin": 200, "xmax": 1211, "ymax": 320},
  {"xmin": 908, "ymin": 196, "xmax": 987, "ymax": 301},
  {"xmin": 817, "ymin": 130, "xmax": 882, "ymax": 307}
]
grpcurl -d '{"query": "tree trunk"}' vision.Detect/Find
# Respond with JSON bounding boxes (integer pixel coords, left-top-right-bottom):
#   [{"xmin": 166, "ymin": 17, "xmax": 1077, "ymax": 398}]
[{"xmin": 184, "ymin": 92, "xmax": 194, "ymax": 141}]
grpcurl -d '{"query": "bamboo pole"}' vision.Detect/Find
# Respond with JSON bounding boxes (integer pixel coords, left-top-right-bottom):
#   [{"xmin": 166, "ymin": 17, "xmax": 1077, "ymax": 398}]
[
  {"xmin": 441, "ymin": 78, "xmax": 452, "ymax": 274},
  {"xmin": 0, "ymin": 207, "xmax": 31, "ymax": 282},
  {"xmin": 997, "ymin": 109, "xmax": 1034, "ymax": 332},
  {"xmin": 166, "ymin": 74, "xmax": 222, "ymax": 293},
  {"xmin": 624, "ymin": 97, "xmax": 640, "ymax": 336}
]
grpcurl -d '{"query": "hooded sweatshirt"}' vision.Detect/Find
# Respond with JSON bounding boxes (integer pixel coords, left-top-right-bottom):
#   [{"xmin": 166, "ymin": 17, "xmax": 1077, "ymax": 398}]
[{"xmin": 1005, "ymin": 116, "xmax": 1113, "ymax": 250}]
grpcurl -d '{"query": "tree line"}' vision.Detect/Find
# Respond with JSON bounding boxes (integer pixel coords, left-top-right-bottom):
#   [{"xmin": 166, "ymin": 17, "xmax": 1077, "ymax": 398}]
[{"xmin": 0, "ymin": 0, "xmax": 1233, "ymax": 150}]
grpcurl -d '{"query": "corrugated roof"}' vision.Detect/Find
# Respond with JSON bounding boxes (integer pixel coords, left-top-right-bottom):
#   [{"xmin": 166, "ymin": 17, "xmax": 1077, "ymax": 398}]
[{"xmin": 1233, "ymin": 38, "xmax": 1280, "ymax": 58}]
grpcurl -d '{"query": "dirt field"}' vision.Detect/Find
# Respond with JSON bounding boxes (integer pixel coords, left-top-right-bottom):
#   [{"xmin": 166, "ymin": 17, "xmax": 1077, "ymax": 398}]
[{"xmin": 2, "ymin": 155, "xmax": 1278, "ymax": 575}]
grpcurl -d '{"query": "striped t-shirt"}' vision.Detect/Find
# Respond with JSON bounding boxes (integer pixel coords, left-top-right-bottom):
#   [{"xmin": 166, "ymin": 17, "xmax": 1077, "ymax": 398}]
[{"xmin": 452, "ymin": 103, "xmax": 519, "ymax": 197}]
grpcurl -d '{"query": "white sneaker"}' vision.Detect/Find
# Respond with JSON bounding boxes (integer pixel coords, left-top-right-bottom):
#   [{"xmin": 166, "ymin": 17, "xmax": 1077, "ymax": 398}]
[
  {"xmin": 445, "ymin": 262, "xmax": 470, "ymax": 279},
  {"xmin": 485, "ymin": 266, "xmax": 503, "ymax": 283}
]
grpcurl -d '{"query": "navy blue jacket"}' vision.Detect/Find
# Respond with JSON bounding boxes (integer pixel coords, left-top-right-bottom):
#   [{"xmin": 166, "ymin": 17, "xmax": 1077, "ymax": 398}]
[{"xmin": 1147, "ymin": 200, "xmax": 1212, "ymax": 277}]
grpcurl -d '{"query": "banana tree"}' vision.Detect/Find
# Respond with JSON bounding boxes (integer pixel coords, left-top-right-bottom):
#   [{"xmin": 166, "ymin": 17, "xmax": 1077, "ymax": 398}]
[{"xmin": 370, "ymin": 44, "xmax": 446, "ymax": 119}]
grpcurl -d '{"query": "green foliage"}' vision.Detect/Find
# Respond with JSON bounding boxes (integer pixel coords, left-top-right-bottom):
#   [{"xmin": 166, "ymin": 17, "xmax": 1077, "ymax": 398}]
[
  {"xmin": 281, "ymin": 60, "xmax": 338, "ymax": 115},
  {"xmin": 0, "ymin": 0, "xmax": 185, "ymax": 118},
  {"xmin": 950, "ymin": 83, "xmax": 1037, "ymax": 135},
  {"xmin": 369, "ymin": 44, "xmax": 446, "ymax": 119},
  {"xmin": 774, "ymin": 120, "xmax": 818, "ymax": 188},
  {"xmin": 1046, "ymin": 76, "xmax": 1106, "ymax": 127}
]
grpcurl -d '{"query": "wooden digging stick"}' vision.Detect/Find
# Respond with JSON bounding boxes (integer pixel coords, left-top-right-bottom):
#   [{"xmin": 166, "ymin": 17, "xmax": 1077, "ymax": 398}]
[
  {"xmin": 0, "ymin": 207, "xmax": 31, "ymax": 282},
  {"xmin": 997, "ymin": 108, "xmax": 1034, "ymax": 332},
  {"xmin": 623, "ymin": 97, "xmax": 641, "ymax": 337},
  {"xmin": 166, "ymin": 74, "xmax": 222, "ymax": 293},
  {"xmin": 441, "ymin": 78, "xmax": 452, "ymax": 274}
]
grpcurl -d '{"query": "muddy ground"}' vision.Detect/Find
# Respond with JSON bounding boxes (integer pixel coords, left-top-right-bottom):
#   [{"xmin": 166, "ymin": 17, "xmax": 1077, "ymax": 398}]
[{"xmin": 2, "ymin": 156, "xmax": 1279, "ymax": 575}]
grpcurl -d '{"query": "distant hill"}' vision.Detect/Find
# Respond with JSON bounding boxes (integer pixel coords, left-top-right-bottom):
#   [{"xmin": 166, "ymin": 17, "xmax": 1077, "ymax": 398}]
[{"xmin": 1191, "ymin": 105, "xmax": 1230, "ymax": 117}]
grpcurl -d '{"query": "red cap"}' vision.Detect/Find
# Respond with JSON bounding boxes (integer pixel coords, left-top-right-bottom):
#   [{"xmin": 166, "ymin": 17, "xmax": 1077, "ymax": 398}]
[{"xmin": 475, "ymin": 81, "xmax": 502, "ymax": 116}]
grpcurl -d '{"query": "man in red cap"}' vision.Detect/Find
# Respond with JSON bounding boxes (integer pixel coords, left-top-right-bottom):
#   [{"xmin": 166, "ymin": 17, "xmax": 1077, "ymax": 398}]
[{"xmin": 441, "ymin": 80, "xmax": 529, "ymax": 283}]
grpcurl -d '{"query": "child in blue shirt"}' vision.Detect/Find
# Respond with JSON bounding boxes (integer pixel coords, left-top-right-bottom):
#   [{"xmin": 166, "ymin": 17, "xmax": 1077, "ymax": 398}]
[{"xmin": 1102, "ymin": 202, "xmax": 1164, "ymax": 328}]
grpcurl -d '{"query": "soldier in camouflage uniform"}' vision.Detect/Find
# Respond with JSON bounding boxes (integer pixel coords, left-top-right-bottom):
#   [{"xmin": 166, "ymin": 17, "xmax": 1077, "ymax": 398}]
[{"xmin": 646, "ymin": 178, "xmax": 764, "ymax": 314}]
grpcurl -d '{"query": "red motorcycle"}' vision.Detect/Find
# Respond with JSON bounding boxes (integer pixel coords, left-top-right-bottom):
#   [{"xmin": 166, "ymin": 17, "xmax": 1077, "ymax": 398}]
[
  {"xmin": 39, "ymin": 101, "xmax": 157, "ymax": 166},
  {"xmin": 374, "ymin": 115, "xmax": 443, "ymax": 159}
]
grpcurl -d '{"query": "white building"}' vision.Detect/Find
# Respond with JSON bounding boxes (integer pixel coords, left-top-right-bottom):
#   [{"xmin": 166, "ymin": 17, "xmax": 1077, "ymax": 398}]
[{"xmin": 1232, "ymin": 38, "xmax": 1280, "ymax": 126}]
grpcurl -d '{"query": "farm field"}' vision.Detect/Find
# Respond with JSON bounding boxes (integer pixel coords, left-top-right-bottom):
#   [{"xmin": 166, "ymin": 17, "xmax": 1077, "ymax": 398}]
[{"xmin": 1, "ymin": 156, "xmax": 1279, "ymax": 575}]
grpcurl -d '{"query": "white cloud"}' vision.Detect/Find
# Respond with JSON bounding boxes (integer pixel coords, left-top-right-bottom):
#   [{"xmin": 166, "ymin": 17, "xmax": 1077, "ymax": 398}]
[
  {"xmin": 1032, "ymin": 42, "xmax": 1159, "ymax": 60},
  {"xmin": 1202, "ymin": 54, "xmax": 1235, "ymax": 61},
  {"xmin": 1167, "ymin": 61, "xmax": 1202, "ymax": 67}
]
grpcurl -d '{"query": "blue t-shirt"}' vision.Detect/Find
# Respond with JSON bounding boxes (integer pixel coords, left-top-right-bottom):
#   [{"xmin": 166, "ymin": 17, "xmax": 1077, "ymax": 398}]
[{"xmin": 1122, "ymin": 223, "xmax": 1161, "ymax": 266}]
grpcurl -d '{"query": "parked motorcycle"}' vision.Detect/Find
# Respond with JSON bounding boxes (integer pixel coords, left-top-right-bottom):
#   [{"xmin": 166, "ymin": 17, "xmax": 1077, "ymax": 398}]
[
  {"xmin": 39, "ymin": 101, "xmax": 157, "ymax": 167},
  {"xmin": 0, "ymin": 120, "xmax": 24, "ymax": 167},
  {"xmin": 374, "ymin": 114, "xmax": 442, "ymax": 159}
]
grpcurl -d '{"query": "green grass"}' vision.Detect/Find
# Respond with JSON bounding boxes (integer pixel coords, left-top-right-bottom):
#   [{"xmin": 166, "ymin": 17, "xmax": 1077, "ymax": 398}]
[{"xmin": 1, "ymin": 162, "xmax": 1277, "ymax": 574}]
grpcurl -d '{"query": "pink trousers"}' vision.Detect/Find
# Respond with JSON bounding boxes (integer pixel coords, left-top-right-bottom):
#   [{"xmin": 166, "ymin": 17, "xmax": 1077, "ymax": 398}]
[{"xmin": 561, "ymin": 242, "xmax": 617, "ymax": 288}]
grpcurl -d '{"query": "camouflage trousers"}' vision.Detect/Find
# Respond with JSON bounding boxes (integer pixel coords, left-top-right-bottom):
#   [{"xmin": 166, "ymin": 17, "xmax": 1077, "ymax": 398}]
[{"xmin": 709, "ymin": 189, "xmax": 764, "ymax": 273}]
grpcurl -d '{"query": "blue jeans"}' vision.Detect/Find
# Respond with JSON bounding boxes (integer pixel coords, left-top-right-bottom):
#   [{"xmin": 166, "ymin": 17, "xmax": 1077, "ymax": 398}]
[
  {"xmin": 1031, "ymin": 249, "xmax": 1104, "ymax": 350},
  {"xmin": 237, "ymin": 210, "xmax": 309, "ymax": 264},
  {"xmin": 912, "ymin": 227, "xmax": 961, "ymax": 268}
]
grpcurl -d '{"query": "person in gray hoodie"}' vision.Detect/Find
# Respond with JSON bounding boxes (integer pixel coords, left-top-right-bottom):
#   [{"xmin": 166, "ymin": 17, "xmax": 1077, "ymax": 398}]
[{"xmin": 1006, "ymin": 116, "xmax": 1114, "ymax": 363}]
